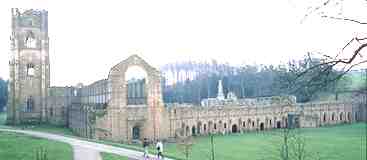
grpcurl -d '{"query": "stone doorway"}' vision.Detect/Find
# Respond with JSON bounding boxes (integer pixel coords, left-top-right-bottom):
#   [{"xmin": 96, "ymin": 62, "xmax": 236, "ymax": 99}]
[
  {"xmin": 192, "ymin": 126, "xmax": 196, "ymax": 136},
  {"xmin": 132, "ymin": 126, "xmax": 140, "ymax": 140},
  {"xmin": 276, "ymin": 121, "xmax": 281, "ymax": 129},
  {"xmin": 260, "ymin": 123, "xmax": 264, "ymax": 131},
  {"xmin": 232, "ymin": 124, "xmax": 238, "ymax": 133}
]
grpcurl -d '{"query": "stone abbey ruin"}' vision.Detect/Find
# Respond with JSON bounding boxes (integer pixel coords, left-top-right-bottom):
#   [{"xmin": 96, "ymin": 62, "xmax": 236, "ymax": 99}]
[{"xmin": 7, "ymin": 8, "xmax": 367, "ymax": 143}]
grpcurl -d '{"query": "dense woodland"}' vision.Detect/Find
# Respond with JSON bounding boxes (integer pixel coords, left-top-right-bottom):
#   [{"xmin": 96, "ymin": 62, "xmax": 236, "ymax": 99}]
[{"xmin": 160, "ymin": 57, "xmax": 366, "ymax": 104}]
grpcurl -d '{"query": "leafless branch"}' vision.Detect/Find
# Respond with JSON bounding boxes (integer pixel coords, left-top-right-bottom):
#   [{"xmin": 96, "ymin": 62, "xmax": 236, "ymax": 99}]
[
  {"xmin": 321, "ymin": 15, "xmax": 367, "ymax": 25},
  {"xmin": 301, "ymin": 0, "xmax": 332, "ymax": 23},
  {"xmin": 301, "ymin": 0, "xmax": 367, "ymax": 25}
]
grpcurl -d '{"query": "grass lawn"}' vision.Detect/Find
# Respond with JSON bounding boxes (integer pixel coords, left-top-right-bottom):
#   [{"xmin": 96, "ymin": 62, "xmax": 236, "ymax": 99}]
[
  {"xmin": 159, "ymin": 123, "xmax": 366, "ymax": 160},
  {"xmin": 101, "ymin": 152, "xmax": 128, "ymax": 160},
  {"xmin": 0, "ymin": 131, "xmax": 73, "ymax": 160},
  {"xmin": 85, "ymin": 123, "xmax": 366, "ymax": 160},
  {"xmin": 1, "ymin": 112, "xmax": 365, "ymax": 160}
]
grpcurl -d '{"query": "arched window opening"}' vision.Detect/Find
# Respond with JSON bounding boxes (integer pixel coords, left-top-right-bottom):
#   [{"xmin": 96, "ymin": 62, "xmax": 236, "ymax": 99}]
[
  {"xmin": 232, "ymin": 124, "xmax": 238, "ymax": 133},
  {"xmin": 197, "ymin": 122, "xmax": 202, "ymax": 134},
  {"xmin": 276, "ymin": 121, "xmax": 281, "ymax": 128},
  {"xmin": 132, "ymin": 126, "xmax": 140, "ymax": 140},
  {"xmin": 260, "ymin": 123, "xmax": 265, "ymax": 131},
  {"xmin": 24, "ymin": 31, "xmax": 36, "ymax": 48},
  {"xmin": 186, "ymin": 126, "xmax": 190, "ymax": 136},
  {"xmin": 125, "ymin": 66, "xmax": 148, "ymax": 105},
  {"xmin": 27, "ymin": 63, "xmax": 35, "ymax": 76},
  {"xmin": 26, "ymin": 96, "xmax": 34, "ymax": 112},
  {"xmin": 269, "ymin": 120, "xmax": 272, "ymax": 126},
  {"xmin": 192, "ymin": 126, "xmax": 196, "ymax": 136},
  {"xmin": 340, "ymin": 113, "xmax": 343, "ymax": 121}
]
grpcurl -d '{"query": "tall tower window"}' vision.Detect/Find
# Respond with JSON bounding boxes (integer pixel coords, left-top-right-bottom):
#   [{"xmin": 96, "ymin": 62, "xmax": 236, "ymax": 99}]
[
  {"xmin": 27, "ymin": 63, "xmax": 35, "ymax": 76},
  {"xmin": 24, "ymin": 31, "xmax": 36, "ymax": 48},
  {"xmin": 26, "ymin": 96, "xmax": 34, "ymax": 112}
]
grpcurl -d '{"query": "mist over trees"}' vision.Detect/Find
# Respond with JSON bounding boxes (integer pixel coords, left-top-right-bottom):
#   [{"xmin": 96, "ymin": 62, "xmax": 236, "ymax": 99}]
[{"xmin": 160, "ymin": 56, "xmax": 364, "ymax": 104}]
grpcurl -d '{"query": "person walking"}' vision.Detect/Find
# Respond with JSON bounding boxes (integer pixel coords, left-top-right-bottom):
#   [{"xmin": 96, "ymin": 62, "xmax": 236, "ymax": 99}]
[
  {"xmin": 156, "ymin": 140, "xmax": 164, "ymax": 159},
  {"xmin": 143, "ymin": 138, "xmax": 149, "ymax": 158}
]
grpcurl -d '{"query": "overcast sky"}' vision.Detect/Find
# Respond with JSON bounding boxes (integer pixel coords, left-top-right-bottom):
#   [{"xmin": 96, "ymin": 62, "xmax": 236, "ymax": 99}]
[{"xmin": 0, "ymin": 0, "xmax": 366, "ymax": 86}]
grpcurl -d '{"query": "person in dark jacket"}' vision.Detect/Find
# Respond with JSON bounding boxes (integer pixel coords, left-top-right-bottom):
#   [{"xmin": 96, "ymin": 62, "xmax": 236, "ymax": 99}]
[{"xmin": 143, "ymin": 138, "xmax": 149, "ymax": 158}]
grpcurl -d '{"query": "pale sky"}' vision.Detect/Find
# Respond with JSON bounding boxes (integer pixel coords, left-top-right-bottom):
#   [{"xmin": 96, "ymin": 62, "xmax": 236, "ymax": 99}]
[{"xmin": 0, "ymin": 0, "xmax": 366, "ymax": 86}]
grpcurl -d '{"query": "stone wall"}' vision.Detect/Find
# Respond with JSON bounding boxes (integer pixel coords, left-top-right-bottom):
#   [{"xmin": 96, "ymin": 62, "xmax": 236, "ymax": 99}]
[
  {"xmin": 7, "ymin": 8, "xmax": 50, "ymax": 125},
  {"xmin": 103, "ymin": 54, "xmax": 167, "ymax": 142},
  {"xmin": 62, "ymin": 55, "xmax": 366, "ymax": 144},
  {"xmin": 166, "ymin": 100, "xmax": 365, "ymax": 138},
  {"xmin": 46, "ymin": 87, "xmax": 75, "ymax": 126}
]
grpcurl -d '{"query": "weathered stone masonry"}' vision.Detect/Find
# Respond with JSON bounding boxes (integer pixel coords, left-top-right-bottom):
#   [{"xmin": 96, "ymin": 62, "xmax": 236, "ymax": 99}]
[
  {"xmin": 7, "ymin": 8, "xmax": 367, "ymax": 143},
  {"xmin": 63, "ymin": 55, "xmax": 366, "ymax": 143}
]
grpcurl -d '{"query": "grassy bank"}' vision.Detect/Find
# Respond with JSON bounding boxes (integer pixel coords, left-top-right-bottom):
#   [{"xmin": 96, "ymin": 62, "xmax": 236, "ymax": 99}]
[{"xmin": 0, "ymin": 131, "xmax": 73, "ymax": 160}]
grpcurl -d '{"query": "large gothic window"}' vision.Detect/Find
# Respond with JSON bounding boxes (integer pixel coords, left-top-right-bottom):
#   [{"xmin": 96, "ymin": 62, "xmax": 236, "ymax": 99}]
[
  {"xmin": 27, "ymin": 63, "xmax": 35, "ymax": 76},
  {"xmin": 26, "ymin": 96, "xmax": 34, "ymax": 112},
  {"xmin": 24, "ymin": 31, "xmax": 36, "ymax": 48},
  {"xmin": 125, "ymin": 66, "xmax": 148, "ymax": 105}
]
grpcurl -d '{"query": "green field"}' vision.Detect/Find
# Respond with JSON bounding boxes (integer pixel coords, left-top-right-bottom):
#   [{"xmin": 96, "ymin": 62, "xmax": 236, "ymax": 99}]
[
  {"xmin": 26, "ymin": 122, "xmax": 365, "ymax": 160},
  {"xmin": 153, "ymin": 123, "xmax": 366, "ymax": 160},
  {"xmin": 1, "ymin": 112, "xmax": 365, "ymax": 160},
  {"xmin": 101, "ymin": 152, "xmax": 128, "ymax": 160},
  {"xmin": 92, "ymin": 123, "xmax": 366, "ymax": 160},
  {"xmin": 0, "ymin": 131, "xmax": 73, "ymax": 160}
]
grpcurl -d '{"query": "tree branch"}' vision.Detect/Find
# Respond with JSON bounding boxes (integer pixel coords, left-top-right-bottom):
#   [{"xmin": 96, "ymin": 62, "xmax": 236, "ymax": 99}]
[{"xmin": 321, "ymin": 15, "xmax": 367, "ymax": 25}]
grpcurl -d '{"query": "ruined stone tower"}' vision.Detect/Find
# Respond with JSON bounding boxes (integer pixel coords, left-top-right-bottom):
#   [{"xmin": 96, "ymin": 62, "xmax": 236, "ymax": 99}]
[{"xmin": 7, "ymin": 8, "xmax": 50, "ymax": 124}]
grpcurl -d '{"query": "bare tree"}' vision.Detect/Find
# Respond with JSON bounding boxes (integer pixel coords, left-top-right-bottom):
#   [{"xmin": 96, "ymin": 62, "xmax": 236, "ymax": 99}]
[
  {"xmin": 286, "ymin": 0, "xmax": 367, "ymax": 95},
  {"xmin": 177, "ymin": 135, "xmax": 194, "ymax": 160}
]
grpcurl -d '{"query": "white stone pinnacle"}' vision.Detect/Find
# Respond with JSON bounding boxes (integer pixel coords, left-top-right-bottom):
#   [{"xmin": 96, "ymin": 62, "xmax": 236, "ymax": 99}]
[{"xmin": 217, "ymin": 80, "xmax": 225, "ymax": 100}]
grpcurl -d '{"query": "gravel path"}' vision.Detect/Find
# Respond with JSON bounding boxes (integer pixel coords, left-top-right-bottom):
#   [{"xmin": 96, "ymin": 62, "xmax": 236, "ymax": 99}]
[
  {"xmin": 0, "ymin": 129, "xmax": 172, "ymax": 160},
  {"xmin": 73, "ymin": 146, "xmax": 102, "ymax": 160}
]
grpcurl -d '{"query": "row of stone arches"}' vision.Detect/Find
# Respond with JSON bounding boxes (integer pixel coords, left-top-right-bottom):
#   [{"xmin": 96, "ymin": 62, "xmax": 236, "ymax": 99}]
[
  {"xmin": 182, "ymin": 123, "xmax": 240, "ymax": 137},
  {"xmin": 321, "ymin": 111, "xmax": 356, "ymax": 125},
  {"xmin": 176, "ymin": 110, "xmax": 360, "ymax": 137},
  {"xmin": 179, "ymin": 116, "xmax": 290, "ymax": 137}
]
